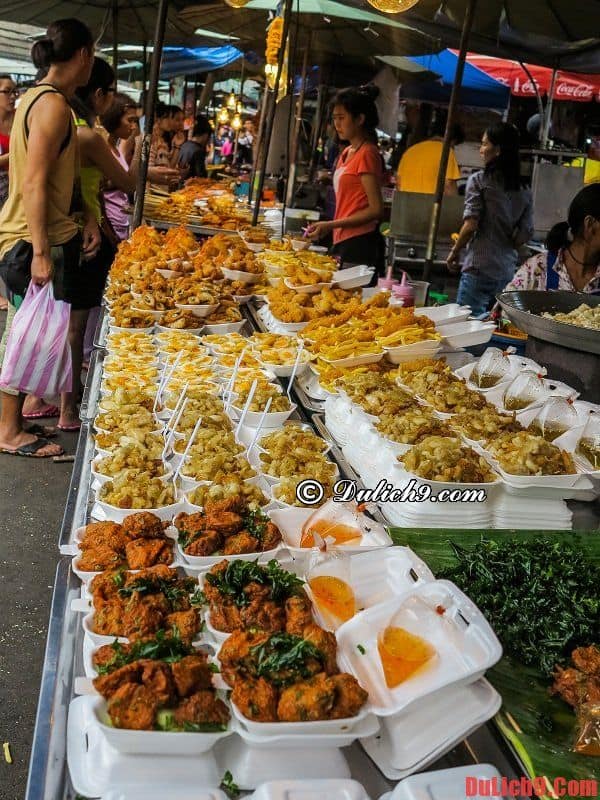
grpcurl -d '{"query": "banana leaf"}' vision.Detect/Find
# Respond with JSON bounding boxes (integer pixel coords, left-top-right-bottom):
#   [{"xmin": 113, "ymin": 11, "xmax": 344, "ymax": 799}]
[{"xmin": 389, "ymin": 528, "xmax": 600, "ymax": 784}]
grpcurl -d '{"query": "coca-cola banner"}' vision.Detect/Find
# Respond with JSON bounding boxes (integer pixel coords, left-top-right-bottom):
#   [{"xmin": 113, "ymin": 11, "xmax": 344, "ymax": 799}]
[{"xmin": 461, "ymin": 52, "xmax": 600, "ymax": 102}]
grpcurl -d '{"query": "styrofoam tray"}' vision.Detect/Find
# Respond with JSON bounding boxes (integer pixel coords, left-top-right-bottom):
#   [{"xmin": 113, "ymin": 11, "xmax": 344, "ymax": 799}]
[
  {"xmin": 92, "ymin": 496, "xmax": 183, "ymax": 524},
  {"xmin": 176, "ymin": 539, "xmax": 281, "ymax": 568},
  {"xmin": 360, "ymin": 680, "xmax": 501, "ymax": 781},
  {"xmin": 67, "ymin": 696, "xmax": 221, "ymax": 798},
  {"xmin": 437, "ymin": 320, "xmax": 496, "ymax": 348},
  {"xmin": 362, "ymin": 679, "xmax": 501, "ymax": 777},
  {"xmin": 332, "ymin": 265, "xmax": 375, "ymax": 290},
  {"xmin": 268, "ymin": 507, "xmax": 392, "ymax": 556},
  {"xmin": 380, "ymin": 763, "xmax": 502, "ymax": 800},
  {"xmin": 415, "ymin": 304, "xmax": 471, "ymax": 325},
  {"xmin": 221, "ymin": 267, "xmax": 264, "ymax": 284},
  {"xmin": 308, "ymin": 547, "xmax": 434, "ymax": 631},
  {"xmin": 336, "ymin": 582, "xmax": 502, "ymax": 717},
  {"xmin": 283, "ymin": 277, "xmax": 331, "ymax": 294},
  {"xmin": 174, "ymin": 303, "xmax": 219, "ymax": 319},
  {"xmin": 231, "ymin": 700, "xmax": 373, "ymax": 736},
  {"xmin": 229, "ymin": 404, "xmax": 297, "ymax": 428},
  {"xmin": 249, "ymin": 780, "xmax": 373, "ymax": 800},
  {"xmin": 321, "ymin": 352, "xmax": 384, "ymax": 369}
]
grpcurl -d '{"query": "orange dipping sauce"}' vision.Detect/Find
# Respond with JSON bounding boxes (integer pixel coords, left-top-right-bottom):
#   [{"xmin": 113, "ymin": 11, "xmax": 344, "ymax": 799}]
[
  {"xmin": 377, "ymin": 626, "xmax": 436, "ymax": 688},
  {"xmin": 300, "ymin": 519, "xmax": 362, "ymax": 548},
  {"xmin": 309, "ymin": 576, "xmax": 356, "ymax": 624}
]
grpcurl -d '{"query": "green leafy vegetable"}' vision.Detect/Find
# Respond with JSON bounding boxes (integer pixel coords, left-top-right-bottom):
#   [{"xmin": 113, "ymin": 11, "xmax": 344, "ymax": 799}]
[
  {"xmin": 205, "ymin": 559, "xmax": 304, "ymax": 608},
  {"xmin": 190, "ymin": 589, "xmax": 207, "ymax": 607},
  {"xmin": 439, "ymin": 537, "xmax": 600, "ymax": 676},
  {"xmin": 96, "ymin": 629, "xmax": 192, "ymax": 676},
  {"xmin": 243, "ymin": 508, "xmax": 269, "ymax": 543},
  {"xmin": 357, "ymin": 644, "xmax": 366, "ymax": 655},
  {"xmin": 250, "ymin": 632, "xmax": 323, "ymax": 686},
  {"xmin": 221, "ymin": 770, "xmax": 240, "ymax": 798}
]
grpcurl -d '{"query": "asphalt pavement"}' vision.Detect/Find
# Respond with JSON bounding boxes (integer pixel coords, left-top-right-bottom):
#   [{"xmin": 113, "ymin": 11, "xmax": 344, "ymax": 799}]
[{"xmin": 0, "ymin": 308, "xmax": 77, "ymax": 800}]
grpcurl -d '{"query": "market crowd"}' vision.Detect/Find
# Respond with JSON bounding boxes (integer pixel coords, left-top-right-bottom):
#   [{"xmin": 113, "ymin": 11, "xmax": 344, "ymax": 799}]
[{"xmin": 0, "ymin": 17, "xmax": 599, "ymax": 460}]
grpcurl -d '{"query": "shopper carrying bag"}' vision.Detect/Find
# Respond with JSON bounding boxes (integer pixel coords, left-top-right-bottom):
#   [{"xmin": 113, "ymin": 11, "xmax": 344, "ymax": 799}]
[{"xmin": 0, "ymin": 281, "xmax": 72, "ymax": 397}]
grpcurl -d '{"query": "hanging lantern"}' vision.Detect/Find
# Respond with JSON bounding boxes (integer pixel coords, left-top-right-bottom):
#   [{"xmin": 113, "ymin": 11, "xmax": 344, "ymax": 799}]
[
  {"xmin": 227, "ymin": 91, "xmax": 237, "ymax": 109},
  {"xmin": 366, "ymin": 0, "xmax": 420, "ymax": 12},
  {"xmin": 232, "ymin": 113, "xmax": 242, "ymax": 131},
  {"xmin": 218, "ymin": 106, "xmax": 230, "ymax": 124},
  {"xmin": 224, "ymin": 0, "xmax": 250, "ymax": 8},
  {"xmin": 236, "ymin": 100, "xmax": 243, "ymax": 114}
]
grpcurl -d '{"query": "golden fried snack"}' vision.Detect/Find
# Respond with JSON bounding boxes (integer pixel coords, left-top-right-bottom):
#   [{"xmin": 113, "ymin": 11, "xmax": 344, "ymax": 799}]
[{"xmin": 399, "ymin": 436, "xmax": 497, "ymax": 483}]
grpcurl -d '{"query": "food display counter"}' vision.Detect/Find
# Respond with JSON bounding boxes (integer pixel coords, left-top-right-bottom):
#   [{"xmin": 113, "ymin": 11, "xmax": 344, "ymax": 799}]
[{"xmin": 24, "ymin": 223, "xmax": 600, "ymax": 799}]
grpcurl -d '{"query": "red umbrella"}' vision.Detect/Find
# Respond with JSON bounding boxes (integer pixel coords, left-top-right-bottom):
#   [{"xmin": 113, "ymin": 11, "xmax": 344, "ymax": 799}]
[{"xmin": 462, "ymin": 51, "xmax": 600, "ymax": 102}]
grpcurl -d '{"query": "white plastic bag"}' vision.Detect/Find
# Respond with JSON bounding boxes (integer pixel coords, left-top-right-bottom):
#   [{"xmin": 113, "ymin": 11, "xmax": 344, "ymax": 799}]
[{"xmin": 0, "ymin": 281, "xmax": 72, "ymax": 396}]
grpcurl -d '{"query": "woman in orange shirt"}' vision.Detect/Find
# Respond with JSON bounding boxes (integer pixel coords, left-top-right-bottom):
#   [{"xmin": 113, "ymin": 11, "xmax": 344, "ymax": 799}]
[{"xmin": 307, "ymin": 86, "xmax": 384, "ymax": 273}]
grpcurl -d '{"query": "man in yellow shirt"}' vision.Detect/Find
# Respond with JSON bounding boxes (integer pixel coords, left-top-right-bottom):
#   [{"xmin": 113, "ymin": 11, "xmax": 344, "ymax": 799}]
[
  {"xmin": 397, "ymin": 118, "xmax": 461, "ymax": 195},
  {"xmin": 570, "ymin": 138, "xmax": 600, "ymax": 184}
]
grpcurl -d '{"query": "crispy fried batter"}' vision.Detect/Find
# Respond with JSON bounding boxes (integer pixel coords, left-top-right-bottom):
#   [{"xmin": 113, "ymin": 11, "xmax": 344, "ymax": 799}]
[
  {"xmin": 172, "ymin": 690, "xmax": 230, "ymax": 728},
  {"xmin": 170, "ymin": 654, "xmax": 213, "ymax": 697},
  {"xmin": 232, "ymin": 677, "xmax": 279, "ymax": 722},
  {"xmin": 107, "ymin": 682, "xmax": 158, "ymax": 730}
]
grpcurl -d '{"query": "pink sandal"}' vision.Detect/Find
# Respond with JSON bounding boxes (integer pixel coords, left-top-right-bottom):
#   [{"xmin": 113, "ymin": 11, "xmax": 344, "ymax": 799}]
[{"xmin": 22, "ymin": 404, "xmax": 60, "ymax": 420}]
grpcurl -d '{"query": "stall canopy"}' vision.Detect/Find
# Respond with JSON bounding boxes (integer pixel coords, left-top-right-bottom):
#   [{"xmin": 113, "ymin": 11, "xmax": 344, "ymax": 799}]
[
  {"xmin": 395, "ymin": 0, "xmax": 600, "ymax": 72},
  {"xmin": 158, "ymin": 45, "xmax": 243, "ymax": 79},
  {"xmin": 398, "ymin": 49, "xmax": 510, "ymax": 109},
  {"xmin": 178, "ymin": 0, "xmax": 441, "ymax": 59},
  {"xmin": 464, "ymin": 53, "xmax": 600, "ymax": 102}
]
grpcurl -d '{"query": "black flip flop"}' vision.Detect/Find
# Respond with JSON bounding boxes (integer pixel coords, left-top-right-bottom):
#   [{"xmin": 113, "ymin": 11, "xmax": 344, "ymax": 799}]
[
  {"xmin": 0, "ymin": 437, "xmax": 64, "ymax": 458},
  {"xmin": 25, "ymin": 424, "xmax": 58, "ymax": 439}
]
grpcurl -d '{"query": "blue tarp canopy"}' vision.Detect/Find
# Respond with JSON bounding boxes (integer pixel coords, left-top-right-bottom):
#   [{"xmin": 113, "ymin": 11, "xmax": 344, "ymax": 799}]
[
  {"xmin": 161, "ymin": 46, "xmax": 243, "ymax": 79},
  {"xmin": 400, "ymin": 49, "xmax": 510, "ymax": 109}
]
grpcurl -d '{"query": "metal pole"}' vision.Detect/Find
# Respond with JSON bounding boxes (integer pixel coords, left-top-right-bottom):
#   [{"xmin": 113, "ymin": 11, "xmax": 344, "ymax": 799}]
[
  {"xmin": 542, "ymin": 67, "xmax": 558, "ymax": 147},
  {"xmin": 132, "ymin": 0, "xmax": 169, "ymax": 229},
  {"xmin": 308, "ymin": 83, "xmax": 326, "ymax": 181},
  {"xmin": 142, "ymin": 41, "xmax": 148, "ymax": 94},
  {"xmin": 248, "ymin": 83, "xmax": 270, "ymax": 205},
  {"xmin": 112, "ymin": 0, "xmax": 118, "ymax": 75},
  {"xmin": 423, "ymin": 0, "xmax": 478, "ymax": 283},
  {"xmin": 252, "ymin": 0, "xmax": 294, "ymax": 226},
  {"xmin": 286, "ymin": 33, "xmax": 311, "ymax": 208}
]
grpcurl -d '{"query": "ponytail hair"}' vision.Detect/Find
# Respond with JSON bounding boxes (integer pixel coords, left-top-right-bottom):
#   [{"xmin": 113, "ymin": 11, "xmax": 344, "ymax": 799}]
[
  {"xmin": 31, "ymin": 18, "xmax": 94, "ymax": 70},
  {"xmin": 545, "ymin": 184, "xmax": 600, "ymax": 252},
  {"xmin": 332, "ymin": 85, "xmax": 380, "ymax": 141}
]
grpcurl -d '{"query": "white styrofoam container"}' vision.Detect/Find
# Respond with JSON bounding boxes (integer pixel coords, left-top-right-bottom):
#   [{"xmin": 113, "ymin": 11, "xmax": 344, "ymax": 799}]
[
  {"xmin": 250, "ymin": 780, "xmax": 373, "ymax": 800},
  {"xmin": 437, "ymin": 320, "xmax": 496, "ymax": 348},
  {"xmin": 415, "ymin": 304, "xmax": 471, "ymax": 325},
  {"xmin": 379, "ymin": 763, "xmax": 502, "ymax": 800},
  {"xmin": 336, "ymin": 581, "xmax": 502, "ymax": 717},
  {"xmin": 231, "ymin": 700, "xmax": 374, "ymax": 736}
]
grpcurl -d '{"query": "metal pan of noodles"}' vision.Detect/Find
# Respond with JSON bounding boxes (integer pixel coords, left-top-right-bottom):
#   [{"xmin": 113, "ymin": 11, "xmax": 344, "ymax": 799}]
[{"xmin": 496, "ymin": 291, "xmax": 600, "ymax": 355}]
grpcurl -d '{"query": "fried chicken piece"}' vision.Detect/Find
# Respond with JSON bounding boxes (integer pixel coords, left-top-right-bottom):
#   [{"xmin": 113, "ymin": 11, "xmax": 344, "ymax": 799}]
[
  {"xmin": 260, "ymin": 521, "xmax": 282, "ymax": 551},
  {"xmin": 174, "ymin": 511, "xmax": 208, "ymax": 536},
  {"xmin": 209, "ymin": 602, "xmax": 243, "ymax": 633},
  {"xmin": 232, "ymin": 677, "xmax": 278, "ymax": 722},
  {"xmin": 329, "ymin": 673, "xmax": 368, "ymax": 719},
  {"xmin": 203, "ymin": 511, "xmax": 244, "ymax": 536},
  {"xmin": 170, "ymin": 654, "xmax": 213, "ymax": 697},
  {"xmin": 277, "ymin": 673, "xmax": 335, "ymax": 721},
  {"xmin": 90, "ymin": 570, "xmax": 124, "ymax": 606},
  {"xmin": 165, "ymin": 609, "xmax": 200, "ymax": 645},
  {"xmin": 93, "ymin": 600, "xmax": 126, "ymax": 636},
  {"xmin": 78, "ymin": 545, "xmax": 126, "ymax": 573},
  {"xmin": 302, "ymin": 624, "xmax": 338, "ymax": 675},
  {"xmin": 572, "ymin": 646, "xmax": 600, "ymax": 677},
  {"xmin": 140, "ymin": 659, "xmax": 176, "ymax": 706},
  {"xmin": 173, "ymin": 690, "xmax": 230, "ymax": 728},
  {"xmin": 285, "ymin": 594, "xmax": 313, "ymax": 636},
  {"xmin": 107, "ymin": 682, "xmax": 158, "ymax": 730},
  {"xmin": 94, "ymin": 662, "xmax": 143, "ymax": 699},
  {"xmin": 123, "ymin": 564, "xmax": 177, "ymax": 589},
  {"xmin": 79, "ymin": 521, "xmax": 128, "ymax": 552},
  {"xmin": 204, "ymin": 496, "xmax": 246, "ymax": 515},
  {"xmin": 125, "ymin": 538, "xmax": 173, "ymax": 569},
  {"xmin": 185, "ymin": 529, "xmax": 223, "ymax": 557},
  {"xmin": 222, "ymin": 531, "xmax": 259, "ymax": 555},
  {"xmin": 551, "ymin": 666, "xmax": 588, "ymax": 708},
  {"xmin": 92, "ymin": 642, "xmax": 131, "ymax": 671},
  {"xmin": 240, "ymin": 598, "xmax": 286, "ymax": 633},
  {"xmin": 218, "ymin": 629, "xmax": 271, "ymax": 687},
  {"xmin": 122, "ymin": 599, "xmax": 164, "ymax": 640},
  {"xmin": 121, "ymin": 511, "xmax": 166, "ymax": 540}
]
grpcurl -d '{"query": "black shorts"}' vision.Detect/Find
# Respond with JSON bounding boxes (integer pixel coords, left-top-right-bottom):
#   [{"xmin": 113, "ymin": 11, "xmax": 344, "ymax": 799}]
[
  {"xmin": 0, "ymin": 233, "xmax": 82, "ymax": 304},
  {"xmin": 63, "ymin": 231, "xmax": 116, "ymax": 310},
  {"xmin": 331, "ymin": 229, "xmax": 385, "ymax": 283}
]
